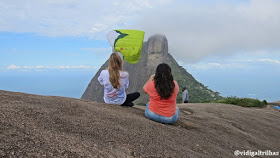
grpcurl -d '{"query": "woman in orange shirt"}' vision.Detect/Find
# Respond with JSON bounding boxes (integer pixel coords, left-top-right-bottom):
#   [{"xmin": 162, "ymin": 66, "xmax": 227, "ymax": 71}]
[{"xmin": 143, "ymin": 63, "xmax": 179, "ymax": 124}]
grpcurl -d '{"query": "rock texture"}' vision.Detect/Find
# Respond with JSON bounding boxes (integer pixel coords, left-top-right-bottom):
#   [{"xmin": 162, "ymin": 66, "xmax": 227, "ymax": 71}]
[
  {"xmin": 1, "ymin": 90, "xmax": 280, "ymax": 157},
  {"xmin": 82, "ymin": 34, "xmax": 222, "ymax": 104}
]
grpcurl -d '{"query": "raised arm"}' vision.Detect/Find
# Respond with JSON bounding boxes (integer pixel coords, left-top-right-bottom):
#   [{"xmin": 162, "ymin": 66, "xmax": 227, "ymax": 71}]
[{"xmin": 143, "ymin": 74, "xmax": 155, "ymax": 93}]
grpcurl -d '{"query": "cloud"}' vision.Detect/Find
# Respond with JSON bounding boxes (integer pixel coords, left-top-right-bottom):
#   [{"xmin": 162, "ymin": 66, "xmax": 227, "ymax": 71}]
[
  {"xmin": 185, "ymin": 62, "xmax": 248, "ymax": 70},
  {"xmin": 7, "ymin": 64, "xmax": 21, "ymax": 69},
  {"xmin": 259, "ymin": 59, "xmax": 280, "ymax": 64},
  {"xmin": 185, "ymin": 57, "xmax": 280, "ymax": 71},
  {"xmin": 187, "ymin": 63, "xmax": 223, "ymax": 70},
  {"xmin": 5, "ymin": 65, "xmax": 97, "ymax": 70},
  {"xmin": 1, "ymin": 0, "xmax": 280, "ymax": 63},
  {"xmin": 0, "ymin": 0, "xmax": 170, "ymax": 39},
  {"xmin": 132, "ymin": 0, "xmax": 280, "ymax": 63}
]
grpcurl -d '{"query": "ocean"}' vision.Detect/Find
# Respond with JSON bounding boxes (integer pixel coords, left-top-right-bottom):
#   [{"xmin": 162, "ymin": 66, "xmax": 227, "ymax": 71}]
[
  {"xmin": 0, "ymin": 70, "xmax": 95, "ymax": 99},
  {"xmin": 0, "ymin": 69, "xmax": 279, "ymax": 102}
]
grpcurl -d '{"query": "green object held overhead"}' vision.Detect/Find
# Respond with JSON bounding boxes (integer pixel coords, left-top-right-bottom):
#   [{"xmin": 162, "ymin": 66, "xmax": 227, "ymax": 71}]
[{"xmin": 107, "ymin": 29, "xmax": 145, "ymax": 64}]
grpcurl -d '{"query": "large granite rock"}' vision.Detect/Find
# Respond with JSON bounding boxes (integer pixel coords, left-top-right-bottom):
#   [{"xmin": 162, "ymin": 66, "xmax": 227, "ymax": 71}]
[
  {"xmin": 82, "ymin": 34, "xmax": 221, "ymax": 104},
  {"xmin": 1, "ymin": 90, "xmax": 280, "ymax": 157}
]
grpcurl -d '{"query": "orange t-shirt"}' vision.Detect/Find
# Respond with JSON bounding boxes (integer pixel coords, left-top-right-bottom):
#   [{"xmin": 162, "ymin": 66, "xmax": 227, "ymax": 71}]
[{"xmin": 143, "ymin": 80, "xmax": 179, "ymax": 117}]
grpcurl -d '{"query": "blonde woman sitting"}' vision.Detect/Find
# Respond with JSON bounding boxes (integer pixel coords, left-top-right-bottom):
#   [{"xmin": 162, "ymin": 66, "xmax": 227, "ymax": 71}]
[{"xmin": 98, "ymin": 53, "xmax": 140, "ymax": 106}]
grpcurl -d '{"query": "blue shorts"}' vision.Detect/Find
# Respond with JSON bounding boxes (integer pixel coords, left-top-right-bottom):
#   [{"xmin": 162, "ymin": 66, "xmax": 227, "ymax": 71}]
[{"xmin": 145, "ymin": 103, "xmax": 179, "ymax": 124}]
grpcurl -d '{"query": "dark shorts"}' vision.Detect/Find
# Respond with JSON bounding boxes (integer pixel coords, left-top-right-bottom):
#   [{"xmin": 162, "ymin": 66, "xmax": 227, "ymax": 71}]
[{"xmin": 121, "ymin": 92, "xmax": 140, "ymax": 106}]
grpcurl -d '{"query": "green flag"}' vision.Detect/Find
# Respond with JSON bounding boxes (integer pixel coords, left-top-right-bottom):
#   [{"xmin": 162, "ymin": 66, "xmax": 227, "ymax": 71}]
[{"xmin": 107, "ymin": 29, "xmax": 145, "ymax": 64}]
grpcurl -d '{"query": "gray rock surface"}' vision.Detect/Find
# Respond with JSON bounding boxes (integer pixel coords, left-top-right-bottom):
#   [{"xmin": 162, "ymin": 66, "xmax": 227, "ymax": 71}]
[{"xmin": 1, "ymin": 90, "xmax": 280, "ymax": 157}]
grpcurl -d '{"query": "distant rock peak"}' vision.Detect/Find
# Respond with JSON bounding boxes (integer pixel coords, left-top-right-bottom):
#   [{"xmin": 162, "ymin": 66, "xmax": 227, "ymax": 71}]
[{"xmin": 147, "ymin": 34, "xmax": 168, "ymax": 55}]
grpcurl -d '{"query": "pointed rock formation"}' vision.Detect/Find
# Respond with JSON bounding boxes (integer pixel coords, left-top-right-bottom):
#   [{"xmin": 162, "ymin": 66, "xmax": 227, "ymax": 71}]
[{"xmin": 82, "ymin": 34, "xmax": 222, "ymax": 104}]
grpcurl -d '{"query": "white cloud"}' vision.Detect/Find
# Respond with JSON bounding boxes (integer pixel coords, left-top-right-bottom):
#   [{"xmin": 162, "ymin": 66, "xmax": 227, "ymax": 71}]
[
  {"xmin": 259, "ymin": 59, "xmax": 280, "ymax": 64},
  {"xmin": 5, "ymin": 65, "xmax": 97, "ymax": 70},
  {"xmin": 185, "ymin": 57, "xmax": 280, "ymax": 71},
  {"xmin": 36, "ymin": 66, "xmax": 45, "ymax": 69},
  {"xmin": 132, "ymin": 0, "xmax": 280, "ymax": 62},
  {"xmin": 23, "ymin": 66, "xmax": 33, "ymax": 69},
  {"xmin": 187, "ymin": 63, "xmax": 227, "ymax": 70},
  {"xmin": 0, "ymin": 0, "xmax": 170, "ymax": 38},
  {"xmin": 7, "ymin": 64, "xmax": 21, "ymax": 69},
  {"xmin": 1, "ymin": 0, "xmax": 280, "ymax": 64},
  {"xmin": 184, "ymin": 56, "xmax": 255, "ymax": 70}
]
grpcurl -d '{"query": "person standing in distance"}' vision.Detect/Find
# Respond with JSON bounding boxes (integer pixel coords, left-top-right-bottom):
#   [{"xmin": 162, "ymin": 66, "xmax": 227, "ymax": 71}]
[{"xmin": 182, "ymin": 86, "xmax": 189, "ymax": 103}]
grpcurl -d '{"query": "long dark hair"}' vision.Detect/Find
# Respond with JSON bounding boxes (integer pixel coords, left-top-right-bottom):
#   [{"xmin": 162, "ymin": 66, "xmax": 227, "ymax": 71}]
[{"xmin": 154, "ymin": 63, "xmax": 175, "ymax": 99}]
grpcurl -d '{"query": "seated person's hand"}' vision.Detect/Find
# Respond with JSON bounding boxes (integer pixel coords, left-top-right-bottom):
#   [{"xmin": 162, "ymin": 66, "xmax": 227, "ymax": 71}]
[{"xmin": 149, "ymin": 74, "xmax": 155, "ymax": 81}]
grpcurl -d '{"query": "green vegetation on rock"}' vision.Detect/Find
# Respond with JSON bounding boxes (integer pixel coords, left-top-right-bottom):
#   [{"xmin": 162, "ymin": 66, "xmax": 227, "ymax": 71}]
[
  {"xmin": 204, "ymin": 97, "xmax": 268, "ymax": 108},
  {"xmin": 166, "ymin": 53, "xmax": 223, "ymax": 103}
]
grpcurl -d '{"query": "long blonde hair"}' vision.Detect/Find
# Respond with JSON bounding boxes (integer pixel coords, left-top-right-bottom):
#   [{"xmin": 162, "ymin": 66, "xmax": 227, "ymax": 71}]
[{"xmin": 109, "ymin": 53, "xmax": 123, "ymax": 89}]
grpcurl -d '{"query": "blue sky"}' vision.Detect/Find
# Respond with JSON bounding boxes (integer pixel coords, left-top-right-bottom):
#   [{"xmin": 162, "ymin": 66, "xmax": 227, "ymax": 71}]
[
  {"xmin": 0, "ymin": 32, "xmax": 110, "ymax": 68},
  {"xmin": 0, "ymin": 0, "xmax": 280, "ymax": 101}
]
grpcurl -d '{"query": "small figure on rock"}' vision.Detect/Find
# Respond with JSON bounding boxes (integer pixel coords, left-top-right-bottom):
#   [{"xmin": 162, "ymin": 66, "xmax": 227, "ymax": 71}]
[{"xmin": 182, "ymin": 86, "xmax": 189, "ymax": 103}]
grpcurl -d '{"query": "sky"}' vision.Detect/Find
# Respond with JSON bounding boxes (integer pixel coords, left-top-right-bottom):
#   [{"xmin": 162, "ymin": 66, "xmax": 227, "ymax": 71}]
[{"xmin": 0, "ymin": 0, "xmax": 279, "ymax": 102}]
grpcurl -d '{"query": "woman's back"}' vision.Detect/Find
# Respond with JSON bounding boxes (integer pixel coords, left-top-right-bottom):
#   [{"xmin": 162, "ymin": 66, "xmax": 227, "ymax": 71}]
[
  {"xmin": 143, "ymin": 63, "xmax": 179, "ymax": 124},
  {"xmin": 98, "ymin": 70, "xmax": 129, "ymax": 104},
  {"xmin": 144, "ymin": 80, "xmax": 179, "ymax": 117}
]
